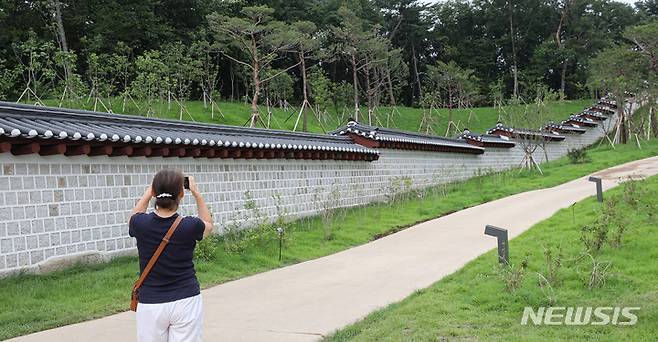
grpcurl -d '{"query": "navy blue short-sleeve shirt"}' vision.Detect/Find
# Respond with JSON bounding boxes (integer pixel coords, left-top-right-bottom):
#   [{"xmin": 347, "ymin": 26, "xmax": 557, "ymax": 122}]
[{"xmin": 129, "ymin": 212, "xmax": 205, "ymax": 303}]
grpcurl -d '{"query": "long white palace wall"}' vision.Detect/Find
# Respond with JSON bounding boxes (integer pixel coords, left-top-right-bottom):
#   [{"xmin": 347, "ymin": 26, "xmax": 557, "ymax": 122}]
[{"xmin": 0, "ymin": 112, "xmax": 617, "ymax": 275}]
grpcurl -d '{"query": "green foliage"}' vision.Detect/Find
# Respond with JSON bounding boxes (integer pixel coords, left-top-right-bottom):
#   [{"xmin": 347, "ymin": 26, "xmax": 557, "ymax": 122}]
[
  {"xmin": 131, "ymin": 50, "xmax": 167, "ymax": 113},
  {"xmin": 194, "ymin": 235, "xmax": 219, "ymax": 262},
  {"xmin": 424, "ymin": 61, "xmax": 480, "ymax": 108},
  {"xmin": 567, "ymin": 148, "xmax": 590, "ymax": 164},
  {"xmin": 264, "ymin": 68, "xmax": 295, "ymax": 103},
  {"xmin": 308, "ymin": 66, "xmax": 333, "ymax": 111},
  {"xmin": 162, "ymin": 42, "xmax": 201, "ymax": 103}
]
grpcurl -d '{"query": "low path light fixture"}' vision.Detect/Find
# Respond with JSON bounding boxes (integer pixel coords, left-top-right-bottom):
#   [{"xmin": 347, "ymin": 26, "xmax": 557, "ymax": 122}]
[
  {"xmin": 588, "ymin": 176, "xmax": 603, "ymax": 203},
  {"xmin": 276, "ymin": 227, "xmax": 285, "ymax": 261},
  {"xmin": 484, "ymin": 225, "xmax": 509, "ymax": 265}
]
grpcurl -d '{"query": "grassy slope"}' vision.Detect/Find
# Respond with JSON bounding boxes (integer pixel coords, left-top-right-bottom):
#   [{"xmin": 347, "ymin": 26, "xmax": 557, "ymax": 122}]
[
  {"xmin": 37, "ymin": 98, "xmax": 593, "ymax": 135},
  {"xmin": 326, "ymin": 176, "xmax": 658, "ymax": 342},
  {"xmin": 0, "ymin": 138, "xmax": 656, "ymax": 339}
]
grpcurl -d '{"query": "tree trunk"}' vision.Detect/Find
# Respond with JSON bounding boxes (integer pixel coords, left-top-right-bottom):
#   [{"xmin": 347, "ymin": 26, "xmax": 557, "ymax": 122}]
[
  {"xmin": 618, "ymin": 105, "xmax": 628, "ymax": 144},
  {"xmin": 386, "ymin": 66, "xmax": 396, "ymax": 106},
  {"xmin": 412, "ymin": 44, "xmax": 423, "ymax": 102},
  {"xmin": 229, "ymin": 62, "xmax": 235, "ymax": 101},
  {"xmin": 560, "ymin": 60, "xmax": 567, "ymax": 96},
  {"xmin": 351, "ymin": 51, "xmax": 360, "ymax": 121},
  {"xmin": 555, "ymin": 3, "xmax": 568, "ymax": 99},
  {"xmin": 52, "ymin": 0, "xmax": 72, "ymax": 93},
  {"xmin": 53, "ymin": 1, "xmax": 68, "ymax": 52},
  {"xmin": 299, "ymin": 52, "xmax": 309, "ymax": 132},
  {"xmin": 364, "ymin": 56, "xmax": 373, "ymax": 116},
  {"xmin": 651, "ymin": 105, "xmax": 658, "ymax": 138},
  {"xmin": 507, "ymin": 1, "xmax": 519, "ymax": 99},
  {"xmin": 250, "ymin": 59, "xmax": 260, "ymax": 127}
]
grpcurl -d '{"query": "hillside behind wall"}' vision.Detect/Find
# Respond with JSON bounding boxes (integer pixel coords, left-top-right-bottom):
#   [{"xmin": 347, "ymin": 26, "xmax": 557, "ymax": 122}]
[{"xmin": 0, "ymin": 109, "xmax": 620, "ymax": 276}]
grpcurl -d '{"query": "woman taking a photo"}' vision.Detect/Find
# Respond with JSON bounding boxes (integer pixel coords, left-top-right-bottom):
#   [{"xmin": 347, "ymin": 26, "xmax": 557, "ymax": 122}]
[{"xmin": 128, "ymin": 169, "xmax": 213, "ymax": 342}]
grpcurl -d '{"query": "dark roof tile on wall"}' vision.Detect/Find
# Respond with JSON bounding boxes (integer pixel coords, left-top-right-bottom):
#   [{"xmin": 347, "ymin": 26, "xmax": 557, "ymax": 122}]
[
  {"xmin": 544, "ymin": 123, "xmax": 587, "ymax": 134},
  {"xmin": 457, "ymin": 129, "xmax": 516, "ymax": 148},
  {"xmin": 486, "ymin": 123, "xmax": 566, "ymax": 141},
  {"xmin": 0, "ymin": 102, "xmax": 379, "ymax": 161},
  {"xmin": 331, "ymin": 120, "xmax": 485, "ymax": 154},
  {"xmin": 562, "ymin": 115, "xmax": 598, "ymax": 127}
]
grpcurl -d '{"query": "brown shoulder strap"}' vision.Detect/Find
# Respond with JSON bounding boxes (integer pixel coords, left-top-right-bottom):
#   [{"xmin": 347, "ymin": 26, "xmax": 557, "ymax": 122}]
[{"xmin": 132, "ymin": 215, "xmax": 183, "ymax": 291}]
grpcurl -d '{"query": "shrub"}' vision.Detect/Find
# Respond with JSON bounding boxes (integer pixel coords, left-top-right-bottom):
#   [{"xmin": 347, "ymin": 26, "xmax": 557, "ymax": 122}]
[
  {"xmin": 542, "ymin": 244, "xmax": 563, "ymax": 286},
  {"xmin": 567, "ymin": 148, "xmax": 590, "ymax": 164},
  {"xmin": 194, "ymin": 234, "xmax": 219, "ymax": 261}
]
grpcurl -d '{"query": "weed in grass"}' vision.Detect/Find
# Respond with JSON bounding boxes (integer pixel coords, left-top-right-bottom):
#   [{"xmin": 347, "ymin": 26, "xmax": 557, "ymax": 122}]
[
  {"xmin": 314, "ymin": 185, "xmax": 341, "ymax": 241},
  {"xmin": 536, "ymin": 273, "xmax": 557, "ymax": 305},
  {"xmin": 584, "ymin": 253, "xmax": 612, "ymax": 290},
  {"xmin": 495, "ymin": 255, "xmax": 529, "ymax": 292},
  {"xmin": 621, "ymin": 177, "xmax": 646, "ymax": 210}
]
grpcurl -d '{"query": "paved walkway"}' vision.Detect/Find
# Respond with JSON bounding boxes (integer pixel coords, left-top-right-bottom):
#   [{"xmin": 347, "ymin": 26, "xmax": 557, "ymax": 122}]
[{"xmin": 10, "ymin": 156, "xmax": 658, "ymax": 342}]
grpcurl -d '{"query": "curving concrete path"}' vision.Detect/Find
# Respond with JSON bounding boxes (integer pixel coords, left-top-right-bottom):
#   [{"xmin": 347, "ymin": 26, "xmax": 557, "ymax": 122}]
[{"xmin": 9, "ymin": 156, "xmax": 658, "ymax": 342}]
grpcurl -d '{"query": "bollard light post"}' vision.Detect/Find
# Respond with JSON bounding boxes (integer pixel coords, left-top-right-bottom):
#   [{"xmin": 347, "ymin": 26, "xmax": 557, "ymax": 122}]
[
  {"xmin": 588, "ymin": 176, "xmax": 603, "ymax": 203},
  {"xmin": 484, "ymin": 225, "xmax": 509, "ymax": 265},
  {"xmin": 276, "ymin": 227, "xmax": 284, "ymax": 261}
]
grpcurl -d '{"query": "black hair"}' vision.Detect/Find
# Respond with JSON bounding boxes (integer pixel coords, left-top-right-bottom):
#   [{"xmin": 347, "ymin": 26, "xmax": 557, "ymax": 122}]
[{"xmin": 152, "ymin": 169, "xmax": 184, "ymax": 210}]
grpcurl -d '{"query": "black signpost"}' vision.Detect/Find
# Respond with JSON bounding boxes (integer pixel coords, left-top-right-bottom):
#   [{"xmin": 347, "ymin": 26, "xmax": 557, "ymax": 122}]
[
  {"xmin": 484, "ymin": 225, "xmax": 509, "ymax": 265},
  {"xmin": 588, "ymin": 176, "xmax": 603, "ymax": 203}
]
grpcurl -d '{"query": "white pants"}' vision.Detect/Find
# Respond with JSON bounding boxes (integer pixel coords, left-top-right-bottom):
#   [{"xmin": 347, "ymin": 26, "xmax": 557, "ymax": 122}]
[{"xmin": 136, "ymin": 294, "xmax": 203, "ymax": 342}]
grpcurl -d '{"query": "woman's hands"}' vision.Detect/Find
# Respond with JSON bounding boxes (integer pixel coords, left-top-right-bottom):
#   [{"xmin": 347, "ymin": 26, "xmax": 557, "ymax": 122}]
[
  {"xmin": 187, "ymin": 176, "xmax": 214, "ymax": 238},
  {"xmin": 187, "ymin": 176, "xmax": 200, "ymax": 197}
]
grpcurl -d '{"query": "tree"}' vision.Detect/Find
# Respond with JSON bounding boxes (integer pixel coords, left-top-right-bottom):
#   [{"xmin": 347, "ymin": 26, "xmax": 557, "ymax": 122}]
[
  {"xmin": 263, "ymin": 68, "xmax": 295, "ymax": 107},
  {"xmin": 331, "ymin": 6, "xmax": 370, "ymax": 121},
  {"xmin": 12, "ymin": 33, "xmax": 57, "ymax": 104},
  {"xmin": 288, "ymin": 20, "xmax": 320, "ymax": 132},
  {"xmin": 131, "ymin": 50, "xmax": 167, "ymax": 116},
  {"xmin": 502, "ymin": 89, "xmax": 558, "ymax": 172},
  {"xmin": 424, "ymin": 61, "xmax": 480, "ymax": 135},
  {"xmin": 0, "ymin": 58, "xmax": 18, "ymax": 100},
  {"xmin": 377, "ymin": 0, "xmax": 431, "ymax": 105},
  {"xmin": 589, "ymin": 45, "xmax": 648, "ymax": 144},
  {"xmin": 190, "ymin": 37, "xmax": 221, "ymax": 113},
  {"xmin": 208, "ymin": 6, "xmax": 296, "ymax": 127},
  {"xmin": 162, "ymin": 42, "xmax": 201, "ymax": 119},
  {"xmin": 308, "ymin": 66, "xmax": 333, "ymax": 115},
  {"xmin": 624, "ymin": 21, "xmax": 658, "ymax": 139}
]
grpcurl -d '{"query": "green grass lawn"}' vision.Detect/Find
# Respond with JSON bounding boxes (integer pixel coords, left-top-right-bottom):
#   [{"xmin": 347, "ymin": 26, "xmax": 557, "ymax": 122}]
[
  {"xmin": 0, "ymin": 138, "xmax": 656, "ymax": 339},
  {"xmin": 35, "ymin": 97, "xmax": 593, "ymax": 136},
  {"xmin": 326, "ymin": 175, "xmax": 658, "ymax": 342}
]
